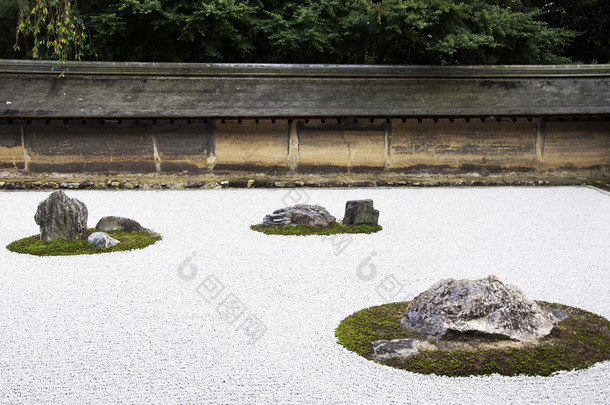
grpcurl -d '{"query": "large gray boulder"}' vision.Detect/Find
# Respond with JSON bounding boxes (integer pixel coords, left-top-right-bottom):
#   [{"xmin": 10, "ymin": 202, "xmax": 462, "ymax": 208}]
[
  {"xmin": 96, "ymin": 216, "xmax": 147, "ymax": 232},
  {"xmin": 342, "ymin": 199, "xmax": 379, "ymax": 226},
  {"xmin": 261, "ymin": 204, "xmax": 336, "ymax": 227},
  {"xmin": 402, "ymin": 275, "xmax": 560, "ymax": 342},
  {"xmin": 88, "ymin": 232, "xmax": 120, "ymax": 248},
  {"xmin": 34, "ymin": 191, "xmax": 88, "ymax": 241}
]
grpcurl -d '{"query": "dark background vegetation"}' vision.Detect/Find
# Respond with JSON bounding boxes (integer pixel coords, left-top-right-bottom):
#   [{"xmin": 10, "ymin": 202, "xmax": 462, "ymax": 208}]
[{"xmin": 1, "ymin": 0, "xmax": 608, "ymax": 64}]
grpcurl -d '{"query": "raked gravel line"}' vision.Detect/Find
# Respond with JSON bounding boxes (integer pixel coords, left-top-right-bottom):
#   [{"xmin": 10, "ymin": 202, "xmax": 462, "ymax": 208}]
[{"xmin": 0, "ymin": 187, "xmax": 608, "ymax": 404}]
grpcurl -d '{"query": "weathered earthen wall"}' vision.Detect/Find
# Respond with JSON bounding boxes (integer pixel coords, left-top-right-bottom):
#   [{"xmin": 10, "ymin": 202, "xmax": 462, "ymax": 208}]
[
  {"xmin": 0, "ymin": 120, "xmax": 24, "ymax": 170},
  {"xmin": 389, "ymin": 119, "xmax": 541, "ymax": 172},
  {"xmin": 214, "ymin": 120, "xmax": 288, "ymax": 171},
  {"xmin": 542, "ymin": 121, "xmax": 610, "ymax": 170},
  {"xmin": 0, "ymin": 118, "xmax": 608, "ymax": 175}
]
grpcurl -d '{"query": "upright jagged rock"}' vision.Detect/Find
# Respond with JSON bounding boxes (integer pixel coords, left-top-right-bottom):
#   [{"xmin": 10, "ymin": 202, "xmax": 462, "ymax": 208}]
[
  {"xmin": 34, "ymin": 191, "xmax": 88, "ymax": 241},
  {"xmin": 342, "ymin": 199, "xmax": 379, "ymax": 226},
  {"xmin": 402, "ymin": 275, "xmax": 560, "ymax": 342},
  {"xmin": 261, "ymin": 204, "xmax": 336, "ymax": 227}
]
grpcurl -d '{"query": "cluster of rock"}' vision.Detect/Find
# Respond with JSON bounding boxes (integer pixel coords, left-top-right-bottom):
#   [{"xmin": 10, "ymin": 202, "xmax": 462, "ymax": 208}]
[
  {"xmin": 372, "ymin": 275, "xmax": 565, "ymax": 360},
  {"xmin": 34, "ymin": 190, "xmax": 151, "ymax": 249},
  {"xmin": 260, "ymin": 199, "xmax": 379, "ymax": 227}
]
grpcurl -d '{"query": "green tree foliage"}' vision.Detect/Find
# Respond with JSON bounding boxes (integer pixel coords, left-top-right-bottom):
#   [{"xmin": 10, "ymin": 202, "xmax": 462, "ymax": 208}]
[
  {"xmin": 81, "ymin": 0, "xmax": 259, "ymax": 62},
  {"xmin": 4, "ymin": 0, "xmax": 606, "ymax": 64},
  {"xmin": 256, "ymin": 0, "xmax": 573, "ymax": 64},
  {"xmin": 14, "ymin": 0, "xmax": 90, "ymax": 62},
  {"xmin": 529, "ymin": 0, "xmax": 610, "ymax": 63},
  {"xmin": 0, "ymin": 1, "xmax": 20, "ymax": 58}
]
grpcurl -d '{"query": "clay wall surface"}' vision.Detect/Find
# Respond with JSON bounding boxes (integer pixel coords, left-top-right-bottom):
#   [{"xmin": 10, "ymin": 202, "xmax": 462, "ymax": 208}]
[{"xmin": 0, "ymin": 118, "xmax": 607, "ymax": 175}]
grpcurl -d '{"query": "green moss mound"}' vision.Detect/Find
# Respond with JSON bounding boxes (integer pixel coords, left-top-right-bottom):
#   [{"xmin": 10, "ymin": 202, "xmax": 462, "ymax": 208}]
[
  {"xmin": 251, "ymin": 222, "xmax": 382, "ymax": 236},
  {"xmin": 6, "ymin": 229, "xmax": 161, "ymax": 256},
  {"xmin": 335, "ymin": 301, "xmax": 610, "ymax": 377}
]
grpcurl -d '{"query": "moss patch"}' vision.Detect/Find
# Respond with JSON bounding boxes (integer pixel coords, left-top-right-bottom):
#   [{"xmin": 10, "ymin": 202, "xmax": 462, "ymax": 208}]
[
  {"xmin": 335, "ymin": 301, "xmax": 610, "ymax": 377},
  {"xmin": 6, "ymin": 229, "xmax": 161, "ymax": 256},
  {"xmin": 251, "ymin": 222, "xmax": 382, "ymax": 236}
]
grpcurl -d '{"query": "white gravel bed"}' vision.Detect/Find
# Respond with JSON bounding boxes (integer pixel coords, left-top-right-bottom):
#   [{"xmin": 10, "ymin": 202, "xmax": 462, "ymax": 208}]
[{"xmin": 0, "ymin": 187, "xmax": 608, "ymax": 404}]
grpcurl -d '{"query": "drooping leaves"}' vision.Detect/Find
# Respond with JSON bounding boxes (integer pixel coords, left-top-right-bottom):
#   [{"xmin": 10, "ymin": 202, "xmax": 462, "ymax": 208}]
[{"xmin": 14, "ymin": 0, "xmax": 91, "ymax": 62}]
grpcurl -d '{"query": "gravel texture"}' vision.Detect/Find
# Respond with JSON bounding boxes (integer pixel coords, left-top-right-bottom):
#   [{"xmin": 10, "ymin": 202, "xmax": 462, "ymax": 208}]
[{"xmin": 0, "ymin": 187, "xmax": 608, "ymax": 404}]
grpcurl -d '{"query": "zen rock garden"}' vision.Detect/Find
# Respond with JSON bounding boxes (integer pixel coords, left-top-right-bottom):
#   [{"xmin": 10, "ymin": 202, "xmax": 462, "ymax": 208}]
[
  {"xmin": 7, "ymin": 190, "xmax": 610, "ymax": 379},
  {"xmin": 336, "ymin": 272, "xmax": 610, "ymax": 377},
  {"xmin": 10, "ymin": 190, "xmax": 159, "ymax": 253},
  {"xmin": 372, "ymin": 275, "xmax": 565, "ymax": 360},
  {"xmin": 35, "ymin": 190, "xmax": 149, "ymax": 248},
  {"xmin": 260, "ymin": 199, "xmax": 379, "ymax": 228},
  {"xmin": 252, "ymin": 199, "xmax": 382, "ymax": 235}
]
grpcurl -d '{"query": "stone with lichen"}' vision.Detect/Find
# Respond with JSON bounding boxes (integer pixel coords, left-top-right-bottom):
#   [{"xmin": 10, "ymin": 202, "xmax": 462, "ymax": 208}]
[
  {"xmin": 402, "ymin": 275, "xmax": 560, "ymax": 342},
  {"xmin": 96, "ymin": 216, "xmax": 148, "ymax": 232},
  {"xmin": 261, "ymin": 204, "xmax": 336, "ymax": 227},
  {"xmin": 34, "ymin": 190, "xmax": 88, "ymax": 241},
  {"xmin": 342, "ymin": 199, "xmax": 379, "ymax": 226}
]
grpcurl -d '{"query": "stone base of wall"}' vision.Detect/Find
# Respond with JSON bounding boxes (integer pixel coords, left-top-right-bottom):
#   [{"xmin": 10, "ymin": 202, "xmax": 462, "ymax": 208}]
[{"xmin": 1, "ymin": 170, "xmax": 608, "ymax": 192}]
